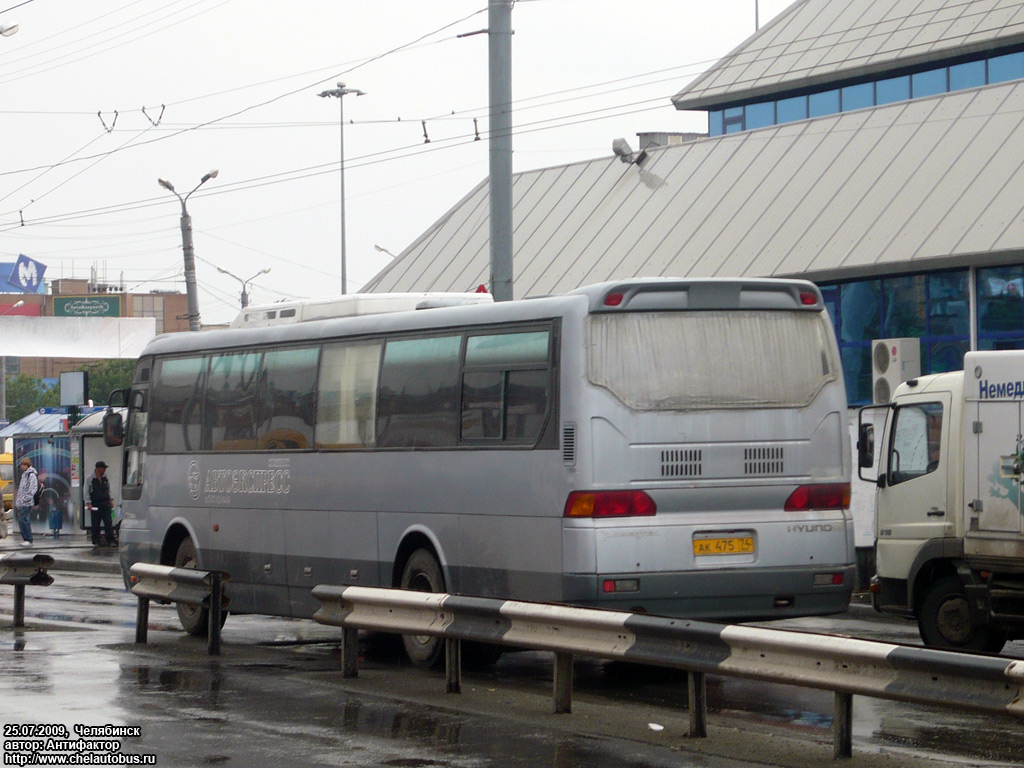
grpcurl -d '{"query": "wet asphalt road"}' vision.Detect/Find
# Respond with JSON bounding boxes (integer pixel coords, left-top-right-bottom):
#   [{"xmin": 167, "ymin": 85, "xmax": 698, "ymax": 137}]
[{"xmin": 1, "ymin": 562, "xmax": 1023, "ymax": 768}]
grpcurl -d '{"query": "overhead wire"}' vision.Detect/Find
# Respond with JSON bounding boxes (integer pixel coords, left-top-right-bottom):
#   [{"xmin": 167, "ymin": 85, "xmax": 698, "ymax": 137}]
[{"xmin": 0, "ymin": 1, "xmax": 701, "ymax": 296}]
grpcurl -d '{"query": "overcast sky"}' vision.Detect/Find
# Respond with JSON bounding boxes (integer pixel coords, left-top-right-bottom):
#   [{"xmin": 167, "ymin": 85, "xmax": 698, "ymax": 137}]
[{"xmin": 0, "ymin": 0, "xmax": 791, "ymax": 325}]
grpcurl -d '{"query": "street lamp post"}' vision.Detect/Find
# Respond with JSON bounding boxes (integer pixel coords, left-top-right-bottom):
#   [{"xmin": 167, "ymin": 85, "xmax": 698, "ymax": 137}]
[
  {"xmin": 158, "ymin": 170, "xmax": 219, "ymax": 331},
  {"xmin": 0, "ymin": 299, "xmax": 26, "ymax": 424},
  {"xmin": 318, "ymin": 82, "xmax": 364, "ymax": 295},
  {"xmin": 217, "ymin": 266, "xmax": 271, "ymax": 309}
]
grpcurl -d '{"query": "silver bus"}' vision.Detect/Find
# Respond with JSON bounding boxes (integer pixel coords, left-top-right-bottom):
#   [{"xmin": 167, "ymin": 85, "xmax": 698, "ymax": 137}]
[{"xmin": 113, "ymin": 278, "xmax": 854, "ymax": 665}]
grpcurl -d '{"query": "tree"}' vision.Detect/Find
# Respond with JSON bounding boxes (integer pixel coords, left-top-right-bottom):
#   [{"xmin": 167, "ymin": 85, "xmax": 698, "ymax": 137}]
[
  {"xmin": 81, "ymin": 359, "xmax": 135, "ymax": 404},
  {"xmin": 3, "ymin": 373, "xmax": 59, "ymax": 423}
]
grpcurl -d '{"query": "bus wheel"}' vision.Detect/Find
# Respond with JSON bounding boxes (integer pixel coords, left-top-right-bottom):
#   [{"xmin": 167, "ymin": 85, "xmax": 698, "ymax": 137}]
[
  {"xmin": 399, "ymin": 549, "xmax": 446, "ymax": 668},
  {"xmin": 174, "ymin": 537, "xmax": 213, "ymax": 637},
  {"xmin": 918, "ymin": 576, "xmax": 1006, "ymax": 653}
]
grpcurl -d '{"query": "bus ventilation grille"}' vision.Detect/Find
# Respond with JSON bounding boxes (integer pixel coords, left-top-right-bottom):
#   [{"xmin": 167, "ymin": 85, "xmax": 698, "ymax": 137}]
[
  {"xmin": 562, "ymin": 423, "xmax": 576, "ymax": 466},
  {"xmin": 661, "ymin": 449, "xmax": 702, "ymax": 478},
  {"xmin": 744, "ymin": 447, "xmax": 784, "ymax": 475}
]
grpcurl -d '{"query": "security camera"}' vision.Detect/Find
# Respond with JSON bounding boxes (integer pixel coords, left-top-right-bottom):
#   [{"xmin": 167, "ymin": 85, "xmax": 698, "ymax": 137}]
[{"xmin": 612, "ymin": 138, "xmax": 634, "ymax": 163}]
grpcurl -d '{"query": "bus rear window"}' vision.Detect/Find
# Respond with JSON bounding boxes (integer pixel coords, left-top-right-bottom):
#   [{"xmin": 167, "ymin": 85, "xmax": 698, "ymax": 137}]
[{"xmin": 587, "ymin": 311, "xmax": 837, "ymax": 410}]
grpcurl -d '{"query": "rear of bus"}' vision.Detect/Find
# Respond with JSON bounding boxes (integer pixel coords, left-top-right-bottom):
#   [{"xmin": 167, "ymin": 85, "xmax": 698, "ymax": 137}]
[{"xmin": 560, "ymin": 278, "xmax": 854, "ymax": 620}]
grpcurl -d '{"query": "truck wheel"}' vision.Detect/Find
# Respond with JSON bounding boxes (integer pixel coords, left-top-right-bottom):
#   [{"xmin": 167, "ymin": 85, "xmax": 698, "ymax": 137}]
[
  {"xmin": 918, "ymin": 576, "xmax": 1006, "ymax": 653},
  {"xmin": 399, "ymin": 549, "xmax": 446, "ymax": 668}
]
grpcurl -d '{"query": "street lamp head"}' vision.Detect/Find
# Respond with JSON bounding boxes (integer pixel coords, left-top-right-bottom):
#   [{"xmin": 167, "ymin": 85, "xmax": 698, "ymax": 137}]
[
  {"xmin": 201, "ymin": 169, "xmax": 219, "ymax": 183},
  {"xmin": 0, "ymin": 22, "xmax": 18, "ymax": 37},
  {"xmin": 260, "ymin": 267, "xmax": 271, "ymax": 276},
  {"xmin": 158, "ymin": 178, "xmax": 175, "ymax": 192}
]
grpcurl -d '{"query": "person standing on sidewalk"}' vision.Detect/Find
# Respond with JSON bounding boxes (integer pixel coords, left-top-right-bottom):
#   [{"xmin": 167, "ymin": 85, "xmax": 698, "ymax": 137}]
[
  {"xmin": 84, "ymin": 460, "xmax": 115, "ymax": 547},
  {"xmin": 14, "ymin": 457, "xmax": 38, "ymax": 547}
]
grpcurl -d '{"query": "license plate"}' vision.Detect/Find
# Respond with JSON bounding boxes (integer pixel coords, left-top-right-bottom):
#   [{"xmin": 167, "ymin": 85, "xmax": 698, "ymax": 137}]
[{"xmin": 693, "ymin": 536, "xmax": 755, "ymax": 556}]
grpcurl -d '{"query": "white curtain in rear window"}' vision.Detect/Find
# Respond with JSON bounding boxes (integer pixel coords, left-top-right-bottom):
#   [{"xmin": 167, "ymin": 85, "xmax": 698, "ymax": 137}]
[{"xmin": 588, "ymin": 311, "xmax": 836, "ymax": 410}]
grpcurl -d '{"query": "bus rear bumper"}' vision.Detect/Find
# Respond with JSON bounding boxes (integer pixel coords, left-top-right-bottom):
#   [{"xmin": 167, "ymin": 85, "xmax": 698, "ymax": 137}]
[{"xmin": 562, "ymin": 564, "xmax": 856, "ymax": 621}]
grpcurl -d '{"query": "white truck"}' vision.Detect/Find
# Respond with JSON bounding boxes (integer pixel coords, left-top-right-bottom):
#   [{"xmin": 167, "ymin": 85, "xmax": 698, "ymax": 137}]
[{"xmin": 858, "ymin": 350, "xmax": 1024, "ymax": 653}]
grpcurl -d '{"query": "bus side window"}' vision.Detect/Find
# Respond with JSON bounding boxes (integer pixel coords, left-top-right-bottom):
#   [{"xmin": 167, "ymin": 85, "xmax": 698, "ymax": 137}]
[
  {"xmin": 258, "ymin": 347, "xmax": 319, "ymax": 450},
  {"xmin": 150, "ymin": 356, "xmax": 207, "ymax": 453},
  {"xmin": 461, "ymin": 329, "xmax": 551, "ymax": 445},
  {"xmin": 315, "ymin": 341, "xmax": 381, "ymax": 449},
  {"xmin": 206, "ymin": 351, "xmax": 262, "ymax": 451},
  {"xmin": 377, "ymin": 335, "xmax": 462, "ymax": 449}
]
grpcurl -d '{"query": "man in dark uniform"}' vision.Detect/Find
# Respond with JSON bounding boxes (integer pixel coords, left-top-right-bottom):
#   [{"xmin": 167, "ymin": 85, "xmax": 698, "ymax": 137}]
[{"xmin": 84, "ymin": 460, "xmax": 115, "ymax": 547}]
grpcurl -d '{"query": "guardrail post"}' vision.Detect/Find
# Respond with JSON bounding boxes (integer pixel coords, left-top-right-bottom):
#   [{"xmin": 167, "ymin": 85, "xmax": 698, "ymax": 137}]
[
  {"xmin": 208, "ymin": 571, "xmax": 223, "ymax": 655},
  {"xmin": 129, "ymin": 562, "xmax": 231, "ymax": 656},
  {"xmin": 553, "ymin": 652, "xmax": 573, "ymax": 714},
  {"xmin": 834, "ymin": 692, "xmax": 853, "ymax": 759},
  {"xmin": 135, "ymin": 595, "xmax": 150, "ymax": 644},
  {"xmin": 2, "ymin": 553, "xmax": 55, "ymax": 628},
  {"xmin": 688, "ymin": 671, "xmax": 707, "ymax": 738},
  {"xmin": 341, "ymin": 626, "xmax": 359, "ymax": 678},
  {"xmin": 445, "ymin": 637, "xmax": 461, "ymax": 694},
  {"xmin": 12, "ymin": 584, "xmax": 25, "ymax": 628}
]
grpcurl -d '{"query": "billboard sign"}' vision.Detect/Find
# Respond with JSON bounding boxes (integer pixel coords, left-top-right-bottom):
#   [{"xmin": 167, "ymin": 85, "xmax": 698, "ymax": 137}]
[
  {"xmin": 5, "ymin": 254, "xmax": 46, "ymax": 294},
  {"xmin": 53, "ymin": 296, "xmax": 121, "ymax": 317}
]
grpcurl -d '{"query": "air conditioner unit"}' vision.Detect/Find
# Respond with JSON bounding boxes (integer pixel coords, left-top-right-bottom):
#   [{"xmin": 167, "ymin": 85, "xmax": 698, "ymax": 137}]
[{"xmin": 871, "ymin": 338, "xmax": 921, "ymax": 404}]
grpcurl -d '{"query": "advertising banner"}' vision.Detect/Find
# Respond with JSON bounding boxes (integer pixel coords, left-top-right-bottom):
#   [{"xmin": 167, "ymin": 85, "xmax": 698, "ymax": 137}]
[{"xmin": 53, "ymin": 295, "xmax": 121, "ymax": 317}]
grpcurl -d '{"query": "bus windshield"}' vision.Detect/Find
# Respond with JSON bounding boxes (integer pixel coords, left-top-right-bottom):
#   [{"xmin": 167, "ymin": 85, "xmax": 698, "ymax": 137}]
[{"xmin": 587, "ymin": 310, "xmax": 837, "ymax": 410}]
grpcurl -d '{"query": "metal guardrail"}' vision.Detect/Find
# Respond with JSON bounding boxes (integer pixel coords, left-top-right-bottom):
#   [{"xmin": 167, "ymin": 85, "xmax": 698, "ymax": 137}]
[
  {"xmin": 129, "ymin": 562, "xmax": 230, "ymax": 655},
  {"xmin": 312, "ymin": 585, "xmax": 1024, "ymax": 760},
  {"xmin": 0, "ymin": 552, "xmax": 55, "ymax": 628}
]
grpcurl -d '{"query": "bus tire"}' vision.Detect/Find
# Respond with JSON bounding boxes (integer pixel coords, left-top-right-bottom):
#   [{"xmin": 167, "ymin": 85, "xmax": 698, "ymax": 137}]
[
  {"xmin": 917, "ymin": 575, "xmax": 1006, "ymax": 653},
  {"xmin": 173, "ymin": 537, "xmax": 228, "ymax": 637},
  {"xmin": 399, "ymin": 548, "xmax": 446, "ymax": 668}
]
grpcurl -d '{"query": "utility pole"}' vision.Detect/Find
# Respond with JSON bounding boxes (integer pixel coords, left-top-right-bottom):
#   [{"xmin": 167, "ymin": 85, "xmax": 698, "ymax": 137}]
[
  {"xmin": 158, "ymin": 171, "xmax": 219, "ymax": 331},
  {"xmin": 489, "ymin": 0, "xmax": 514, "ymax": 302},
  {"xmin": 217, "ymin": 266, "xmax": 271, "ymax": 309},
  {"xmin": 319, "ymin": 83, "xmax": 365, "ymax": 295}
]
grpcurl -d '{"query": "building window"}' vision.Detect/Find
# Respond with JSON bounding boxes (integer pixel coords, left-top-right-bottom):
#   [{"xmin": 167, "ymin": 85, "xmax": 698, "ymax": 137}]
[
  {"xmin": 876, "ymin": 75, "xmax": 910, "ymax": 105},
  {"xmin": 133, "ymin": 295, "xmax": 166, "ymax": 334},
  {"xmin": 988, "ymin": 51, "xmax": 1024, "ymax": 84},
  {"xmin": 911, "ymin": 67, "xmax": 947, "ymax": 98},
  {"xmin": 708, "ymin": 110, "xmax": 724, "ymax": 136},
  {"xmin": 707, "ymin": 47, "xmax": 1024, "ymax": 137},
  {"xmin": 977, "ymin": 266, "xmax": 1024, "ymax": 350},
  {"xmin": 776, "ymin": 95, "xmax": 807, "ymax": 123},
  {"xmin": 808, "ymin": 89, "xmax": 840, "ymax": 118},
  {"xmin": 722, "ymin": 106, "xmax": 744, "ymax": 134},
  {"xmin": 841, "ymin": 82, "xmax": 874, "ymax": 111},
  {"xmin": 824, "ymin": 269, "xmax": 976, "ymax": 404},
  {"xmin": 949, "ymin": 60, "xmax": 985, "ymax": 91},
  {"xmin": 744, "ymin": 101, "xmax": 774, "ymax": 129}
]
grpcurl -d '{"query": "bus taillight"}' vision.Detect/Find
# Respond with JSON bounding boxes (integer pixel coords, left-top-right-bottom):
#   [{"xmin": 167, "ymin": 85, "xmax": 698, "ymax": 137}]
[
  {"xmin": 784, "ymin": 483, "xmax": 851, "ymax": 511},
  {"xmin": 564, "ymin": 490, "xmax": 657, "ymax": 518}
]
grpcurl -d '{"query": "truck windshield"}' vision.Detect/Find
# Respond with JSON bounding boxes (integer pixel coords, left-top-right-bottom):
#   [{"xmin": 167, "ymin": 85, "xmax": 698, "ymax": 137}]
[
  {"xmin": 888, "ymin": 402, "xmax": 942, "ymax": 485},
  {"xmin": 587, "ymin": 310, "xmax": 837, "ymax": 410}
]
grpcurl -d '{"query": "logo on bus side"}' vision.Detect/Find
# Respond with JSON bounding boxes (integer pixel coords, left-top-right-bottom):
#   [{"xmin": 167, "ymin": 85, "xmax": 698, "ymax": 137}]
[
  {"xmin": 188, "ymin": 461, "xmax": 202, "ymax": 500},
  {"xmin": 187, "ymin": 460, "xmax": 292, "ymax": 499}
]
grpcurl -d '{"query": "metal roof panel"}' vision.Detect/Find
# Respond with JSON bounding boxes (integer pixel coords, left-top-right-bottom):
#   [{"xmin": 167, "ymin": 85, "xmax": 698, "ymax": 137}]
[{"xmin": 673, "ymin": 0, "xmax": 1024, "ymax": 110}]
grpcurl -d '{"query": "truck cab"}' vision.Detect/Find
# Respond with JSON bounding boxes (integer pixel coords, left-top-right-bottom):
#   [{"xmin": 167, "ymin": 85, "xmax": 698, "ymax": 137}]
[{"xmin": 860, "ymin": 350, "xmax": 1024, "ymax": 653}]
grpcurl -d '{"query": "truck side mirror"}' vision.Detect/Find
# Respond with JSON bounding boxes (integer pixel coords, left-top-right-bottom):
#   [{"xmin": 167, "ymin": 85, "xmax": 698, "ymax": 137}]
[
  {"xmin": 857, "ymin": 423, "xmax": 874, "ymax": 468},
  {"xmin": 102, "ymin": 409, "xmax": 124, "ymax": 447}
]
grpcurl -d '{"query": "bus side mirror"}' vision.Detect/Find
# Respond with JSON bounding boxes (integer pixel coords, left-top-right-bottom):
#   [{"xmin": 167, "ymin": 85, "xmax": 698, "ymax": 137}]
[
  {"xmin": 102, "ymin": 409, "xmax": 124, "ymax": 447},
  {"xmin": 857, "ymin": 423, "xmax": 874, "ymax": 469}
]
